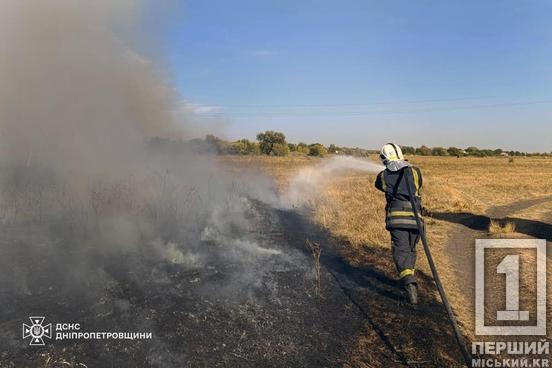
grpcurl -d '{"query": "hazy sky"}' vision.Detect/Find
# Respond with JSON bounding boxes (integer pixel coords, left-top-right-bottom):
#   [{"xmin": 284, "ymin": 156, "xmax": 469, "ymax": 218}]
[{"xmin": 149, "ymin": 0, "xmax": 552, "ymax": 152}]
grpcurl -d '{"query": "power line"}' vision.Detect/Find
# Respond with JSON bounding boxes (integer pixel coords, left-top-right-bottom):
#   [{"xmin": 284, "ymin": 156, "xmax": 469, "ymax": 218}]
[
  {"xmin": 216, "ymin": 96, "xmax": 498, "ymax": 109},
  {"xmin": 196, "ymin": 99, "xmax": 552, "ymax": 117}
]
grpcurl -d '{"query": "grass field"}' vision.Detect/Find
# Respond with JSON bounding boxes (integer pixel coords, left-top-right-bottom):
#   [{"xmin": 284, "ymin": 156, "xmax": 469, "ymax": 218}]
[
  {"xmin": 221, "ymin": 154, "xmax": 552, "ymax": 355},
  {"xmin": 221, "ymin": 154, "xmax": 552, "ymax": 245}
]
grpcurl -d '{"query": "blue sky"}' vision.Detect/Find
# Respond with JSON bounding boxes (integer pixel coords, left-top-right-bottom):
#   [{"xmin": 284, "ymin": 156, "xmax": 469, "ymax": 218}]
[{"xmin": 146, "ymin": 0, "xmax": 552, "ymax": 151}]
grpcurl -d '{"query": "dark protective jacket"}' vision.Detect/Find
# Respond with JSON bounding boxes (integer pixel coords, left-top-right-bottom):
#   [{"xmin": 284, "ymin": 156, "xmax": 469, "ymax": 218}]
[{"xmin": 374, "ymin": 165, "xmax": 423, "ymax": 230}]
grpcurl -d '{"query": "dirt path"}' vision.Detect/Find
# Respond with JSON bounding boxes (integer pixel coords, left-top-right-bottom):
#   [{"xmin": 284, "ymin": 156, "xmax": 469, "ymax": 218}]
[
  {"xmin": 431, "ymin": 195, "xmax": 552, "ymax": 338},
  {"xmin": 435, "ymin": 194, "xmax": 552, "ymax": 266}
]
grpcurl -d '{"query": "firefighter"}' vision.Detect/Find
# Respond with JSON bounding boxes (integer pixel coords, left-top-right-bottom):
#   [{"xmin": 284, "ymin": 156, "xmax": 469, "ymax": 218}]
[{"xmin": 374, "ymin": 143, "xmax": 423, "ymax": 304}]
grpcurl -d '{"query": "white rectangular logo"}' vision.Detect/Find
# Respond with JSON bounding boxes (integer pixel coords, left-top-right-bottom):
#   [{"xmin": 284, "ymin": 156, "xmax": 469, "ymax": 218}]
[{"xmin": 475, "ymin": 239, "xmax": 547, "ymax": 336}]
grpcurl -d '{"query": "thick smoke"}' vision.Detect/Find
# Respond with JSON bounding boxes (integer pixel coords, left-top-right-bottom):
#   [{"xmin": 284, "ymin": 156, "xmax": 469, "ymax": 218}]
[
  {"xmin": 0, "ymin": 0, "xmax": 178, "ymax": 177},
  {"xmin": 0, "ymin": 0, "xmax": 281, "ymax": 299},
  {"xmin": 0, "ymin": 2, "xmax": 383, "ymax": 303}
]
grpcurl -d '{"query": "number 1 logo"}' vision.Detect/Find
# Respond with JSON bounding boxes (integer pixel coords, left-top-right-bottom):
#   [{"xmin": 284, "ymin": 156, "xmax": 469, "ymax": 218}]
[{"xmin": 475, "ymin": 239, "xmax": 546, "ymax": 336}]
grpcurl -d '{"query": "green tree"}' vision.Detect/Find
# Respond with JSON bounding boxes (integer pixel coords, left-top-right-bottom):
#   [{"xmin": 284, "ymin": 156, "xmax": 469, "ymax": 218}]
[
  {"xmin": 271, "ymin": 143, "xmax": 290, "ymax": 156},
  {"xmin": 227, "ymin": 141, "xmax": 242, "ymax": 154},
  {"xmin": 296, "ymin": 142, "xmax": 309, "ymax": 154},
  {"xmin": 256, "ymin": 130, "xmax": 287, "ymax": 155},
  {"xmin": 231, "ymin": 139, "xmax": 259, "ymax": 155},
  {"xmin": 431, "ymin": 147, "xmax": 448, "ymax": 156},
  {"xmin": 447, "ymin": 147, "xmax": 463, "ymax": 157},
  {"xmin": 415, "ymin": 145, "xmax": 432, "ymax": 156},
  {"xmin": 401, "ymin": 146, "xmax": 416, "ymax": 155},
  {"xmin": 308, "ymin": 143, "xmax": 328, "ymax": 157},
  {"xmin": 245, "ymin": 139, "xmax": 261, "ymax": 154},
  {"xmin": 465, "ymin": 146, "xmax": 480, "ymax": 156}
]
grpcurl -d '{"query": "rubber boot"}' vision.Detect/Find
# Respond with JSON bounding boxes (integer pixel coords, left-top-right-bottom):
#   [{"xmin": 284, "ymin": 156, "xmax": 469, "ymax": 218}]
[{"xmin": 405, "ymin": 283, "xmax": 418, "ymax": 305}]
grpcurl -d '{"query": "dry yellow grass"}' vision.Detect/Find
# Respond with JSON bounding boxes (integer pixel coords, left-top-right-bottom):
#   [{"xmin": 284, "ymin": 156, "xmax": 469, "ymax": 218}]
[
  {"xmin": 407, "ymin": 156, "xmax": 552, "ymax": 214},
  {"xmin": 222, "ymin": 154, "xmax": 552, "ymax": 244},
  {"xmin": 218, "ymin": 154, "xmax": 320, "ymax": 189},
  {"xmin": 222, "ymin": 152, "xmax": 552, "ymax": 259},
  {"xmin": 488, "ymin": 219, "xmax": 517, "ymax": 235}
]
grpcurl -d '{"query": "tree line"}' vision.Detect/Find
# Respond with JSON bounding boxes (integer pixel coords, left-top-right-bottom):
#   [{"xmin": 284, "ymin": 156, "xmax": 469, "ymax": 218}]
[
  {"xmin": 149, "ymin": 131, "xmax": 549, "ymax": 158},
  {"xmin": 400, "ymin": 145, "xmax": 546, "ymax": 157},
  {"xmin": 203, "ymin": 131, "xmax": 374, "ymax": 157}
]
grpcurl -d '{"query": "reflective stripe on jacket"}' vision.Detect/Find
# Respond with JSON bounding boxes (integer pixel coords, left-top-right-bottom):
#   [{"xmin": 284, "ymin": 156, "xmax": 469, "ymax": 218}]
[{"xmin": 386, "ymin": 199, "xmax": 422, "ymax": 230}]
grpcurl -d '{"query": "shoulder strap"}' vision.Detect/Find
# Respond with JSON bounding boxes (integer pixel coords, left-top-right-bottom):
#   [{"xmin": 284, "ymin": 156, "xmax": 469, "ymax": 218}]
[
  {"xmin": 391, "ymin": 168, "xmax": 405, "ymax": 198},
  {"xmin": 404, "ymin": 166, "xmax": 421, "ymax": 206}
]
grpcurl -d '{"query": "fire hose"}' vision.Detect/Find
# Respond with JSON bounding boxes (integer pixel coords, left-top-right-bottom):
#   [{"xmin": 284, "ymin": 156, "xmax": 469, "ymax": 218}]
[{"xmin": 404, "ymin": 166, "xmax": 473, "ymax": 367}]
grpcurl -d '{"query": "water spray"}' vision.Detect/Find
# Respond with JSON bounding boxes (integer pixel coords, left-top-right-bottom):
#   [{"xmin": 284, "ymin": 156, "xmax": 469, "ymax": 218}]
[{"xmin": 282, "ymin": 156, "xmax": 384, "ymax": 207}]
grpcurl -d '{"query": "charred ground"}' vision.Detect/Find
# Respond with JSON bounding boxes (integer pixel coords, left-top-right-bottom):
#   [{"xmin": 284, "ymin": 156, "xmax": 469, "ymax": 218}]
[{"xmin": 0, "ymin": 198, "xmax": 469, "ymax": 367}]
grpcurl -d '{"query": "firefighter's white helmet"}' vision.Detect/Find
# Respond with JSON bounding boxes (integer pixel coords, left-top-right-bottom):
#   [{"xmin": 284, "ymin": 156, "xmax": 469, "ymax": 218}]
[{"xmin": 380, "ymin": 143, "xmax": 404, "ymax": 164}]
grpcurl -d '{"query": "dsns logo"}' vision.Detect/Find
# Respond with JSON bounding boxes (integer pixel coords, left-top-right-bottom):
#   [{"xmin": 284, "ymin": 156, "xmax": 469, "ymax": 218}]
[{"xmin": 22, "ymin": 317, "xmax": 52, "ymax": 346}]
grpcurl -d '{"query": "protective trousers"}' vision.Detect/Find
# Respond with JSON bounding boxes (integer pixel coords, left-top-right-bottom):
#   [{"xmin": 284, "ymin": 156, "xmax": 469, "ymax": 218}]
[{"xmin": 390, "ymin": 228, "xmax": 420, "ymax": 285}]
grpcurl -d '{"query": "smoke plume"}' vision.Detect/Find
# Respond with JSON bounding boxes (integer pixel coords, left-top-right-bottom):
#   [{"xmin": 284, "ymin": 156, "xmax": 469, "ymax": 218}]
[
  {"xmin": 0, "ymin": 0, "xmax": 180, "ymax": 177},
  {"xmin": 0, "ymin": 0, "xmax": 281, "ymax": 300}
]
